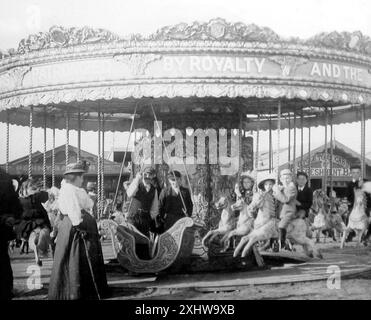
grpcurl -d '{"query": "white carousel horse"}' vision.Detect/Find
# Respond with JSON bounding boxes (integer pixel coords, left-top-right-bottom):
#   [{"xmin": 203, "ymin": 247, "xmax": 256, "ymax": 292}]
[
  {"xmin": 233, "ymin": 197, "xmax": 322, "ymax": 259},
  {"xmin": 311, "ymin": 190, "xmax": 345, "ymax": 243},
  {"xmin": 220, "ymin": 198, "xmax": 255, "ymax": 252},
  {"xmin": 202, "ymin": 197, "xmax": 236, "ymax": 247},
  {"xmin": 340, "ymin": 188, "xmax": 370, "ymax": 248}
]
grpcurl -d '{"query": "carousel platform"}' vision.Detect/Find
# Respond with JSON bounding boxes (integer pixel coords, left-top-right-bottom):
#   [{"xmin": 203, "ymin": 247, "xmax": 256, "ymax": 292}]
[{"xmin": 10, "ymin": 240, "xmax": 371, "ymax": 299}]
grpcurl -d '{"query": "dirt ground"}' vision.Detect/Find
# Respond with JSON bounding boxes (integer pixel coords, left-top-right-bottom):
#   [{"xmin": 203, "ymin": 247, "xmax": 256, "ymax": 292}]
[
  {"xmin": 10, "ymin": 241, "xmax": 371, "ymax": 300},
  {"xmin": 129, "ymin": 278, "xmax": 371, "ymax": 300}
]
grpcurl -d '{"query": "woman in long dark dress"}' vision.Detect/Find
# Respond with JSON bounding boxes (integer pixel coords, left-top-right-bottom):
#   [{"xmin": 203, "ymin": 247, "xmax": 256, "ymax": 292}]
[
  {"xmin": 48, "ymin": 161, "xmax": 108, "ymax": 300},
  {"xmin": 0, "ymin": 168, "xmax": 22, "ymax": 300}
]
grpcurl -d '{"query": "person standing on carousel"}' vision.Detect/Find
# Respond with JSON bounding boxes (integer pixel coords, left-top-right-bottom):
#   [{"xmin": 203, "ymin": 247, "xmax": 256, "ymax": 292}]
[
  {"xmin": 296, "ymin": 171, "xmax": 313, "ymax": 219},
  {"xmin": 158, "ymin": 170, "xmax": 193, "ymax": 232},
  {"xmin": 345, "ymin": 164, "xmax": 371, "ymax": 243},
  {"xmin": 48, "ymin": 160, "xmax": 108, "ymax": 300},
  {"xmin": 273, "ymin": 168, "xmax": 298, "ymax": 251},
  {"xmin": 125, "ymin": 166, "xmax": 160, "ymax": 237}
]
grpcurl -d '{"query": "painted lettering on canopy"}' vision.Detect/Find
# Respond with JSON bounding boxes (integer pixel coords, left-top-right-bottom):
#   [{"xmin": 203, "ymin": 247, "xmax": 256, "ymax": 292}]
[
  {"xmin": 310, "ymin": 62, "xmax": 364, "ymax": 82},
  {"xmin": 164, "ymin": 56, "xmax": 266, "ymax": 73}
]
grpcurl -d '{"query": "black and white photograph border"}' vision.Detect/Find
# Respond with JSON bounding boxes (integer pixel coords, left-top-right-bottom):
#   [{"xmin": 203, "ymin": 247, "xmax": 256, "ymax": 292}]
[{"xmin": 1, "ymin": 0, "xmax": 371, "ymax": 303}]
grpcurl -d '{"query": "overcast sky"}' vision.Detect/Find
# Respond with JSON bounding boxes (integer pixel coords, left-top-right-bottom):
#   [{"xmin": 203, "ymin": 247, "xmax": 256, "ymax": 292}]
[{"xmin": 0, "ymin": 0, "xmax": 371, "ymax": 163}]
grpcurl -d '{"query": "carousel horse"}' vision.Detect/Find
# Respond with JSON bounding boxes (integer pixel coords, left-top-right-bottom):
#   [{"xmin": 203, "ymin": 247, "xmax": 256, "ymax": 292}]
[
  {"xmin": 233, "ymin": 199, "xmax": 322, "ymax": 259},
  {"xmin": 340, "ymin": 188, "xmax": 370, "ymax": 248},
  {"xmin": 220, "ymin": 198, "xmax": 255, "ymax": 252},
  {"xmin": 202, "ymin": 197, "xmax": 236, "ymax": 247},
  {"xmin": 311, "ymin": 190, "xmax": 345, "ymax": 242}
]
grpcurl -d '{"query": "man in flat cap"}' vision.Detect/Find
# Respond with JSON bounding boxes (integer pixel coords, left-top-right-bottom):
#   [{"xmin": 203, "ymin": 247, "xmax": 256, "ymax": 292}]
[
  {"xmin": 296, "ymin": 171, "xmax": 313, "ymax": 219},
  {"xmin": 126, "ymin": 166, "xmax": 159, "ymax": 239},
  {"xmin": 273, "ymin": 168, "xmax": 298, "ymax": 251},
  {"xmin": 158, "ymin": 170, "xmax": 193, "ymax": 232}
]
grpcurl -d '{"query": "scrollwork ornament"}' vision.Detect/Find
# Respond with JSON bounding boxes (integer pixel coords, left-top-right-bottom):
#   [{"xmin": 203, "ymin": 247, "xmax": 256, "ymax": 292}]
[{"xmin": 114, "ymin": 53, "xmax": 162, "ymax": 75}]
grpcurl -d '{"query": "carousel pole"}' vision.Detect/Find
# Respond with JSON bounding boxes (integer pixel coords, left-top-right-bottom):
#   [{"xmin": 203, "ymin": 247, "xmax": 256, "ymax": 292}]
[
  {"xmin": 28, "ymin": 107, "xmax": 33, "ymax": 179},
  {"xmin": 288, "ymin": 113, "xmax": 291, "ymax": 170},
  {"xmin": 43, "ymin": 107, "xmax": 47, "ymax": 189},
  {"xmin": 77, "ymin": 107, "xmax": 81, "ymax": 162},
  {"xmin": 101, "ymin": 113, "xmax": 105, "ymax": 215},
  {"xmin": 254, "ymin": 113, "xmax": 260, "ymax": 192},
  {"xmin": 276, "ymin": 101, "xmax": 281, "ymax": 180},
  {"xmin": 269, "ymin": 114, "xmax": 272, "ymax": 173},
  {"xmin": 330, "ymin": 107, "xmax": 334, "ymax": 194},
  {"xmin": 293, "ymin": 112, "xmax": 297, "ymax": 175},
  {"xmin": 361, "ymin": 105, "xmax": 366, "ymax": 179},
  {"xmin": 300, "ymin": 109, "xmax": 304, "ymax": 171},
  {"xmin": 97, "ymin": 109, "xmax": 102, "ymax": 218},
  {"xmin": 112, "ymin": 103, "xmax": 138, "ymax": 210},
  {"xmin": 65, "ymin": 110, "xmax": 70, "ymax": 168},
  {"xmin": 238, "ymin": 111, "xmax": 243, "ymax": 179},
  {"xmin": 52, "ymin": 116, "xmax": 56, "ymax": 187},
  {"xmin": 6, "ymin": 110, "xmax": 9, "ymax": 173},
  {"xmin": 323, "ymin": 108, "xmax": 329, "ymax": 193},
  {"xmin": 308, "ymin": 125, "xmax": 312, "ymax": 188}
]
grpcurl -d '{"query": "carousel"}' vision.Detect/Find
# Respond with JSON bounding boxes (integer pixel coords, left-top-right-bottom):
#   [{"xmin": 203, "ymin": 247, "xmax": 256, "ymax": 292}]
[{"xmin": 1, "ymin": 18, "xmax": 371, "ymax": 275}]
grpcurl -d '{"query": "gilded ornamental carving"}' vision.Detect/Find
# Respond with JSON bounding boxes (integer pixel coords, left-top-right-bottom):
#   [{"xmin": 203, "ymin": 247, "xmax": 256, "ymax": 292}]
[
  {"xmin": 114, "ymin": 53, "xmax": 162, "ymax": 75},
  {"xmin": 0, "ymin": 66, "xmax": 31, "ymax": 92},
  {"xmin": 16, "ymin": 26, "xmax": 119, "ymax": 54},
  {"xmin": 268, "ymin": 56, "xmax": 309, "ymax": 77},
  {"xmin": 1, "ymin": 19, "xmax": 371, "ymax": 58}
]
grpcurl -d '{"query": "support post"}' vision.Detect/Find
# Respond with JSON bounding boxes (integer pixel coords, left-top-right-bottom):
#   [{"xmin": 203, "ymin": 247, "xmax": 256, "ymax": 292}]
[
  {"xmin": 361, "ymin": 105, "xmax": 366, "ymax": 179},
  {"xmin": 52, "ymin": 117, "xmax": 56, "ymax": 187},
  {"xmin": 97, "ymin": 110, "xmax": 102, "ymax": 218},
  {"xmin": 288, "ymin": 113, "xmax": 291, "ymax": 170},
  {"xmin": 293, "ymin": 112, "xmax": 297, "ymax": 174},
  {"xmin": 101, "ymin": 113, "xmax": 105, "ymax": 216},
  {"xmin": 28, "ymin": 107, "xmax": 33, "ymax": 179},
  {"xmin": 269, "ymin": 114, "xmax": 272, "ymax": 173},
  {"xmin": 77, "ymin": 108, "xmax": 81, "ymax": 162},
  {"xmin": 308, "ymin": 126, "xmax": 311, "ymax": 188},
  {"xmin": 254, "ymin": 113, "xmax": 260, "ymax": 192},
  {"xmin": 300, "ymin": 109, "xmax": 304, "ymax": 171},
  {"xmin": 276, "ymin": 101, "xmax": 281, "ymax": 179},
  {"xmin": 43, "ymin": 107, "xmax": 47, "ymax": 189},
  {"xmin": 323, "ymin": 108, "xmax": 328, "ymax": 193},
  {"xmin": 65, "ymin": 110, "xmax": 70, "ymax": 168},
  {"xmin": 6, "ymin": 111, "xmax": 9, "ymax": 173},
  {"xmin": 330, "ymin": 107, "xmax": 334, "ymax": 194}
]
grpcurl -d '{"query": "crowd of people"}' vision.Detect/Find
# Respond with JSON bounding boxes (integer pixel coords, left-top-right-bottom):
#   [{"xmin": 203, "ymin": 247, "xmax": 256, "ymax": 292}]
[{"xmin": 0, "ymin": 160, "xmax": 370, "ymax": 300}]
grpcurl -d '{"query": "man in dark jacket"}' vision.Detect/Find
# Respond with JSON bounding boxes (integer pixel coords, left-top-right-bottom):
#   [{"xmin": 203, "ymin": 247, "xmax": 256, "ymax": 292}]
[
  {"xmin": 296, "ymin": 171, "xmax": 313, "ymax": 218},
  {"xmin": 0, "ymin": 169, "xmax": 23, "ymax": 300},
  {"xmin": 345, "ymin": 164, "xmax": 371, "ymax": 242},
  {"xmin": 158, "ymin": 170, "xmax": 193, "ymax": 232}
]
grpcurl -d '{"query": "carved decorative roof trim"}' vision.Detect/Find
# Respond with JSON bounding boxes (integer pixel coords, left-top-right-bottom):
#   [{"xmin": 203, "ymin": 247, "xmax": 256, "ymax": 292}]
[{"xmin": 1, "ymin": 18, "xmax": 371, "ymax": 59}]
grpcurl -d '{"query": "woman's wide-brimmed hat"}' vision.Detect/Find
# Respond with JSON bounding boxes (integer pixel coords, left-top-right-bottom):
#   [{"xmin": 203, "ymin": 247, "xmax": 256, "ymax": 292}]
[
  {"xmin": 258, "ymin": 172, "xmax": 276, "ymax": 190},
  {"xmin": 64, "ymin": 160, "xmax": 90, "ymax": 175}
]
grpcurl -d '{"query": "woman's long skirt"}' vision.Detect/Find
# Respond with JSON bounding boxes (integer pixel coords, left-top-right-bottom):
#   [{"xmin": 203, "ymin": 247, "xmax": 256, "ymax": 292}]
[{"xmin": 48, "ymin": 213, "xmax": 108, "ymax": 300}]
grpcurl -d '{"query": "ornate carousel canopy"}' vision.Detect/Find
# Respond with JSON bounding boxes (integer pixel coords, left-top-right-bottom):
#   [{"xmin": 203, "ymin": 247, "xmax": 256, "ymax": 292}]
[{"xmin": 0, "ymin": 18, "xmax": 371, "ymax": 131}]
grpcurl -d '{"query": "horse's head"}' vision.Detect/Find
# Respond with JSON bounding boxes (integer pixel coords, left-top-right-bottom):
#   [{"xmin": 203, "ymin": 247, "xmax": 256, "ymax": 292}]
[
  {"xmin": 215, "ymin": 196, "xmax": 229, "ymax": 211},
  {"xmin": 354, "ymin": 189, "xmax": 365, "ymax": 207},
  {"xmin": 231, "ymin": 198, "xmax": 245, "ymax": 212}
]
